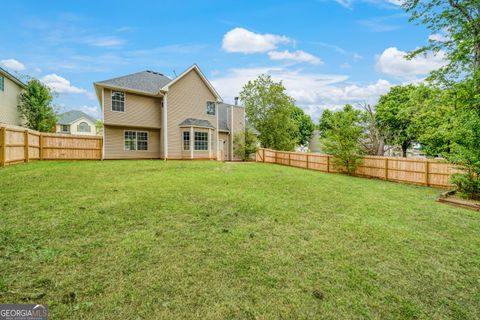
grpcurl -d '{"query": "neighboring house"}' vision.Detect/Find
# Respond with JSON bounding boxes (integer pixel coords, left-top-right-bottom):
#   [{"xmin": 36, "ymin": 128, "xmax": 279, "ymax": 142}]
[
  {"xmin": 0, "ymin": 67, "xmax": 27, "ymax": 126},
  {"xmin": 55, "ymin": 110, "xmax": 98, "ymax": 136},
  {"xmin": 93, "ymin": 64, "xmax": 247, "ymax": 160},
  {"xmin": 308, "ymin": 130, "xmax": 322, "ymax": 153}
]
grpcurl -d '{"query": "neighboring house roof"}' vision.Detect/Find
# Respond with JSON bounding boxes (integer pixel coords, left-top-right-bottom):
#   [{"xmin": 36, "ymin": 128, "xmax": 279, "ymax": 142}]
[
  {"xmin": 246, "ymin": 120, "xmax": 259, "ymax": 135},
  {"xmin": 0, "ymin": 67, "xmax": 27, "ymax": 88},
  {"xmin": 57, "ymin": 110, "xmax": 97, "ymax": 125},
  {"xmin": 95, "ymin": 70, "xmax": 172, "ymax": 95},
  {"xmin": 179, "ymin": 118, "xmax": 215, "ymax": 129}
]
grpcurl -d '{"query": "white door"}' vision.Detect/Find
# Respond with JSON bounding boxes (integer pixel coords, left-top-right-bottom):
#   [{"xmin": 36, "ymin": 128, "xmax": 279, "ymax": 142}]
[{"xmin": 218, "ymin": 139, "xmax": 225, "ymax": 161}]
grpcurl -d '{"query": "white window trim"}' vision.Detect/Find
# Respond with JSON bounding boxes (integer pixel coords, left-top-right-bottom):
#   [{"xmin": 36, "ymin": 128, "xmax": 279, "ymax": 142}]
[
  {"xmin": 194, "ymin": 131, "xmax": 209, "ymax": 151},
  {"xmin": 206, "ymin": 101, "xmax": 216, "ymax": 115},
  {"xmin": 182, "ymin": 130, "xmax": 190, "ymax": 151},
  {"xmin": 111, "ymin": 90, "xmax": 126, "ymax": 113},
  {"xmin": 123, "ymin": 130, "xmax": 149, "ymax": 151},
  {"xmin": 77, "ymin": 122, "xmax": 91, "ymax": 133}
]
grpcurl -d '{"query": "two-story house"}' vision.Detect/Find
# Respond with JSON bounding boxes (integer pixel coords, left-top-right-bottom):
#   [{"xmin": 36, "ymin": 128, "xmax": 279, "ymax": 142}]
[
  {"xmin": 94, "ymin": 64, "xmax": 246, "ymax": 161},
  {"xmin": 55, "ymin": 110, "xmax": 99, "ymax": 136},
  {"xmin": 0, "ymin": 67, "xmax": 26, "ymax": 126}
]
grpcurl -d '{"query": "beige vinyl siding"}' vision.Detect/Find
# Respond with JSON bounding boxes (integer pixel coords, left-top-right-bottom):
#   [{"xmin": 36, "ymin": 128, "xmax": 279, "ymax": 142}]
[
  {"xmin": 167, "ymin": 69, "xmax": 217, "ymax": 159},
  {"xmin": 231, "ymin": 106, "xmax": 245, "ymax": 161},
  {"xmin": 103, "ymin": 89, "xmax": 162, "ymax": 128},
  {"xmin": 0, "ymin": 75, "xmax": 23, "ymax": 126},
  {"xmin": 104, "ymin": 125, "xmax": 160, "ymax": 159}
]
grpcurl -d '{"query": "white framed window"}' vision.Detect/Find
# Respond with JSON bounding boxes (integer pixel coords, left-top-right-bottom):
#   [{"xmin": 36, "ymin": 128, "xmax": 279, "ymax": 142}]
[
  {"xmin": 206, "ymin": 101, "xmax": 215, "ymax": 115},
  {"xmin": 0, "ymin": 76, "xmax": 4, "ymax": 92},
  {"xmin": 124, "ymin": 131, "xmax": 148, "ymax": 151},
  {"xmin": 183, "ymin": 131, "xmax": 190, "ymax": 151},
  {"xmin": 77, "ymin": 122, "xmax": 91, "ymax": 133},
  {"xmin": 194, "ymin": 131, "xmax": 208, "ymax": 150},
  {"xmin": 61, "ymin": 125, "xmax": 70, "ymax": 133},
  {"xmin": 112, "ymin": 91, "xmax": 125, "ymax": 112}
]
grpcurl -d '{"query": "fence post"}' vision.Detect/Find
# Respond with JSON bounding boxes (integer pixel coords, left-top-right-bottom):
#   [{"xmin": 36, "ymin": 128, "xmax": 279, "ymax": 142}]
[
  {"xmin": 0, "ymin": 127, "xmax": 5, "ymax": 167},
  {"xmin": 306, "ymin": 153, "xmax": 309, "ymax": 169},
  {"xmin": 263, "ymin": 149, "xmax": 265, "ymax": 163},
  {"xmin": 327, "ymin": 156, "xmax": 330, "ymax": 173},
  {"xmin": 99, "ymin": 138, "xmax": 103, "ymax": 161},
  {"xmin": 425, "ymin": 161, "xmax": 429, "ymax": 187},
  {"xmin": 275, "ymin": 150, "xmax": 278, "ymax": 164},
  {"xmin": 24, "ymin": 130, "xmax": 29, "ymax": 162},
  {"xmin": 39, "ymin": 134, "xmax": 44, "ymax": 160},
  {"xmin": 384, "ymin": 158, "xmax": 388, "ymax": 180},
  {"xmin": 288, "ymin": 152, "xmax": 291, "ymax": 166}
]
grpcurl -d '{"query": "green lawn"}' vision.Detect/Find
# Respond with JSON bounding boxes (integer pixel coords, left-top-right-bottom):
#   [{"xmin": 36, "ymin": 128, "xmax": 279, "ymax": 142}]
[{"xmin": 0, "ymin": 160, "xmax": 479, "ymax": 319}]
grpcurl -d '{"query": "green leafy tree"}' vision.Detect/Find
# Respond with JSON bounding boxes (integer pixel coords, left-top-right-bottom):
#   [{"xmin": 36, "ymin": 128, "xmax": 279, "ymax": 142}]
[
  {"xmin": 318, "ymin": 109, "xmax": 333, "ymax": 136},
  {"xmin": 233, "ymin": 128, "xmax": 258, "ymax": 161},
  {"xmin": 376, "ymin": 85, "xmax": 418, "ymax": 157},
  {"xmin": 95, "ymin": 120, "xmax": 104, "ymax": 135},
  {"xmin": 404, "ymin": 0, "xmax": 480, "ymax": 88},
  {"xmin": 240, "ymin": 74, "xmax": 298, "ymax": 151},
  {"xmin": 18, "ymin": 79, "xmax": 57, "ymax": 132},
  {"xmin": 291, "ymin": 106, "xmax": 315, "ymax": 147},
  {"xmin": 320, "ymin": 105, "xmax": 364, "ymax": 175}
]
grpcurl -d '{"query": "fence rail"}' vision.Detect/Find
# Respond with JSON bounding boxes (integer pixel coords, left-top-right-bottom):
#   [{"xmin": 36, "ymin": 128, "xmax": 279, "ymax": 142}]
[
  {"xmin": 0, "ymin": 124, "xmax": 102, "ymax": 167},
  {"xmin": 255, "ymin": 148, "xmax": 458, "ymax": 188}
]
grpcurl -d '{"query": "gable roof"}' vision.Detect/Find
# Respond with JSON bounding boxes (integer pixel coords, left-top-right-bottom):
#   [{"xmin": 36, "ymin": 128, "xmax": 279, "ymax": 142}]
[
  {"xmin": 95, "ymin": 71, "xmax": 172, "ymax": 95},
  {"xmin": 0, "ymin": 67, "xmax": 27, "ymax": 88},
  {"xmin": 179, "ymin": 118, "xmax": 215, "ymax": 129},
  {"xmin": 162, "ymin": 64, "xmax": 222, "ymax": 102},
  {"xmin": 57, "ymin": 110, "xmax": 97, "ymax": 125}
]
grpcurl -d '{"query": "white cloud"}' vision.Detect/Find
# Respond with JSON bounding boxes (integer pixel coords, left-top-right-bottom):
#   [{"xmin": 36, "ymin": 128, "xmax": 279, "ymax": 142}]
[
  {"xmin": 82, "ymin": 36, "xmax": 125, "ymax": 48},
  {"xmin": 211, "ymin": 67, "xmax": 393, "ymax": 121},
  {"xmin": 376, "ymin": 47, "xmax": 446, "ymax": 80},
  {"xmin": 0, "ymin": 59, "xmax": 26, "ymax": 71},
  {"xmin": 267, "ymin": 50, "xmax": 322, "ymax": 65},
  {"xmin": 222, "ymin": 28, "xmax": 291, "ymax": 54},
  {"xmin": 335, "ymin": 0, "xmax": 353, "ymax": 8},
  {"xmin": 79, "ymin": 105, "xmax": 101, "ymax": 119},
  {"xmin": 428, "ymin": 33, "xmax": 449, "ymax": 42},
  {"xmin": 41, "ymin": 74, "xmax": 94, "ymax": 99}
]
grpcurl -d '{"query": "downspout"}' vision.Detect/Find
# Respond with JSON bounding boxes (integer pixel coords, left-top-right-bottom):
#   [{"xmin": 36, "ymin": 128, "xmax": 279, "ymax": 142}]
[
  {"xmin": 101, "ymin": 88, "xmax": 105, "ymax": 160},
  {"xmin": 163, "ymin": 93, "xmax": 168, "ymax": 160},
  {"xmin": 230, "ymin": 106, "xmax": 234, "ymax": 161}
]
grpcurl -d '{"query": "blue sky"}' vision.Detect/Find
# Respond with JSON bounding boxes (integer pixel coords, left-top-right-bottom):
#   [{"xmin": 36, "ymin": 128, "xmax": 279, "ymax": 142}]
[{"xmin": 0, "ymin": 0, "xmax": 446, "ymax": 121}]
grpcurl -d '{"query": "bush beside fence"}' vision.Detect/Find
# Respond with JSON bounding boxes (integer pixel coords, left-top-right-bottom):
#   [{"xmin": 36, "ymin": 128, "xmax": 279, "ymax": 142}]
[
  {"xmin": 256, "ymin": 148, "xmax": 458, "ymax": 188},
  {"xmin": 0, "ymin": 124, "xmax": 102, "ymax": 167}
]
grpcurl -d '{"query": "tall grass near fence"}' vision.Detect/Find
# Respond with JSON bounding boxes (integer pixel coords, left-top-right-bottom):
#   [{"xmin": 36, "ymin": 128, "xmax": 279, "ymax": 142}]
[
  {"xmin": 0, "ymin": 124, "xmax": 102, "ymax": 167},
  {"xmin": 256, "ymin": 148, "xmax": 458, "ymax": 188}
]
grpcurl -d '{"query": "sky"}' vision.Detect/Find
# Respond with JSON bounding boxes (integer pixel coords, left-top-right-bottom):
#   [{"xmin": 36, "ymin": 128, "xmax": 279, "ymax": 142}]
[{"xmin": 0, "ymin": 0, "xmax": 446, "ymax": 121}]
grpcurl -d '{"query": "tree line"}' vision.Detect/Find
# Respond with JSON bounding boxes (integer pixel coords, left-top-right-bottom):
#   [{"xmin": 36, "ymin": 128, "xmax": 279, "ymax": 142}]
[{"xmin": 240, "ymin": 1, "xmax": 480, "ymax": 200}]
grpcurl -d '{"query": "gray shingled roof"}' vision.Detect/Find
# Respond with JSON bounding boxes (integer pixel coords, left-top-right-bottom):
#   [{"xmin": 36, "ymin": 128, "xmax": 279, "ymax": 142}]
[
  {"xmin": 179, "ymin": 118, "xmax": 215, "ymax": 129},
  {"xmin": 0, "ymin": 66, "xmax": 27, "ymax": 88},
  {"xmin": 57, "ymin": 110, "xmax": 97, "ymax": 125},
  {"xmin": 95, "ymin": 71, "xmax": 172, "ymax": 94},
  {"xmin": 218, "ymin": 103, "xmax": 230, "ymax": 131}
]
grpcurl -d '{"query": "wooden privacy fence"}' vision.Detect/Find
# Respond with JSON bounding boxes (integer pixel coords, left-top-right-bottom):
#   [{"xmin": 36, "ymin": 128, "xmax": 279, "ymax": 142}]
[
  {"xmin": 256, "ymin": 148, "xmax": 458, "ymax": 188},
  {"xmin": 0, "ymin": 124, "xmax": 102, "ymax": 167}
]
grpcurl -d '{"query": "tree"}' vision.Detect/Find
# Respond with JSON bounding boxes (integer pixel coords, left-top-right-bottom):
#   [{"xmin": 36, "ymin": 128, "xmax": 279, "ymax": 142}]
[
  {"xmin": 240, "ymin": 74, "xmax": 298, "ymax": 151},
  {"xmin": 18, "ymin": 79, "xmax": 57, "ymax": 132},
  {"xmin": 95, "ymin": 120, "xmax": 104, "ymax": 135},
  {"xmin": 233, "ymin": 128, "xmax": 258, "ymax": 161},
  {"xmin": 404, "ymin": 0, "xmax": 480, "ymax": 89},
  {"xmin": 320, "ymin": 105, "xmax": 364, "ymax": 175},
  {"xmin": 358, "ymin": 103, "xmax": 387, "ymax": 156},
  {"xmin": 291, "ymin": 106, "xmax": 315, "ymax": 147},
  {"xmin": 376, "ymin": 85, "xmax": 417, "ymax": 157}
]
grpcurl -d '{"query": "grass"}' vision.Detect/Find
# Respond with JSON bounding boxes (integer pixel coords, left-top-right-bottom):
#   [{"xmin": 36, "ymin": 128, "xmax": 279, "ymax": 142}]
[{"xmin": 0, "ymin": 160, "xmax": 479, "ymax": 319}]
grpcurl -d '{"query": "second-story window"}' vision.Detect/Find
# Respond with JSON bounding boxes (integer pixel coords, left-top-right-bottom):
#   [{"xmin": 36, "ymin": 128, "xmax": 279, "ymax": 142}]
[
  {"xmin": 0, "ymin": 76, "xmax": 4, "ymax": 92},
  {"xmin": 112, "ymin": 91, "xmax": 125, "ymax": 112},
  {"xmin": 206, "ymin": 101, "xmax": 215, "ymax": 115}
]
